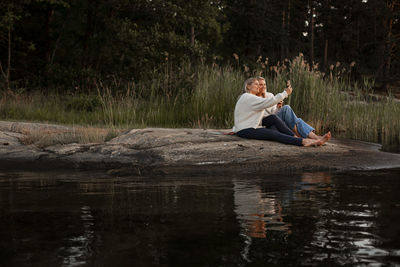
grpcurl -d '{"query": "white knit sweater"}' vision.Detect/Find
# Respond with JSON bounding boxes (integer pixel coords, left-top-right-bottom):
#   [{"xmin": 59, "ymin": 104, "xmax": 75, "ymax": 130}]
[
  {"xmin": 233, "ymin": 91, "xmax": 288, "ymax": 133},
  {"xmin": 263, "ymin": 92, "xmax": 279, "ymax": 116}
]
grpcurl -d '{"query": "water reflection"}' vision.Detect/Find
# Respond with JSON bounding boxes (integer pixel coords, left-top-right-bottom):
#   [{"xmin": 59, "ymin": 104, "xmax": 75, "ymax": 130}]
[
  {"xmin": 58, "ymin": 206, "xmax": 94, "ymax": 267},
  {"xmin": 233, "ymin": 178, "xmax": 289, "ymax": 262},
  {"xmin": 234, "ymin": 173, "xmax": 330, "ymax": 236},
  {"xmin": 301, "ymin": 172, "xmax": 398, "ymax": 265},
  {"xmin": 1, "ymin": 170, "xmax": 400, "ymax": 266},
  {"xmin": 233, "ymin": 171, "xmax": 400, "ymax": 265}
]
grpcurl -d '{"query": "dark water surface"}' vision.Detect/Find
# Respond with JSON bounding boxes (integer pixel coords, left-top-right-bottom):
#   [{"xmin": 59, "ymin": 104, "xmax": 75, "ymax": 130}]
[{"xmin": 1, "ymin": 169, "xmax": 400, "ymax": 266}]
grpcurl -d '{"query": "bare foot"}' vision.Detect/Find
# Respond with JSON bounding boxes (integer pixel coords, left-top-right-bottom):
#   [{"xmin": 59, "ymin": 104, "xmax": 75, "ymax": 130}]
[
  {"xmin": 308, "ymin": 131, "xmax": 332, "ymax": 140},
  {"xmin": 302, "ymin": 138, "xmax": 321, "ymax": 147},
  {"xmin": 317, "ymin": 132, "xmax": 331, "ymax": 146},
  {"xmin": 321, "ymin": 131, "xmax": 331, "ymax": 141},
  {"xmin": 302, "ymin": 132, "xmax": 331, "ymax": 147}
]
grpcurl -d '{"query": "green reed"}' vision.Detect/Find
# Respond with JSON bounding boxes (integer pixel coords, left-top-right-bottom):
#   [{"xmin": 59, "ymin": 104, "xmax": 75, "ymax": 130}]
[{"xmin": 0, "ymin": 55, "xmax": 399, "ymax": 151}]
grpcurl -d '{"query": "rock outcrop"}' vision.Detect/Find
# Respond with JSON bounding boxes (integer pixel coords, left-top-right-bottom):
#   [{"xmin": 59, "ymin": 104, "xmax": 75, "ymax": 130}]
[{"xmin": 1, "ymin": 121, "xmax": 400, "ymax": 175}]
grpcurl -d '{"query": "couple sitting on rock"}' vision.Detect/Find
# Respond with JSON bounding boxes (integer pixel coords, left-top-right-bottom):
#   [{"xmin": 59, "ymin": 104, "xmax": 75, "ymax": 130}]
[{"xmin": 231, "ymin": 77, "xmax": 331, "ymax": 147}]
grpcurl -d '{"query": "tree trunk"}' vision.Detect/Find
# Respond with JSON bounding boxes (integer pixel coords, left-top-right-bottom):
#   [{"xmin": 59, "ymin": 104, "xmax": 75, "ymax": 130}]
[
  {"xmin": 310, "ymin": 5, "xmax": 315, "ymax": 64},
  {"xmin": 286, "ymin": 0, "xmax": 291, "ymax": 57},
  {"xmin": 281, "ymin": 10, "xmax": 285, "ymax": 60},
  {"xmin": 83, "ymin": 0, "xmax": 99, "ymax": 69},
  {"xmin": 45, "ymin": 6, "xmax": 54, "ymax": 65},
  {"xmin": 191, "ymin": 25, "xmax": 195, "ymax": 46},
  {"xmin": 357, "ymin": 17, "xmax": 360, "ymax": 51},
  {"xmin": 385, "ymin": 16, "xmax": 393, "ymax": 78},
  {"xmin": 374, "ymin": 10, "xmax": 377, "ymax": 43},
  {"xmin": 324, "ymin": 39, "xmax": 328, "ymax": 70},
  {"xmin": 7, "ymin": 28, "xmax": 11, "ymax": 91},
  {"xmin": 381, "ymin": 0, "xmax": 397, "ymax": 82}
]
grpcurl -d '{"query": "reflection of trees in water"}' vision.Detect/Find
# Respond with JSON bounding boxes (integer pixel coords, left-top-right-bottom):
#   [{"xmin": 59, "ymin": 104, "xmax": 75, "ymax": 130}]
[
  {"xmin": 75, "ymin": 178, "xmax": 243, "ymax": 266},
  {"xmin": 0, "ymin": 173, "xmax": 243, "ymax": 266},
  {"xmin": 0, "ymin": 172, "xmax": 100, "ymax": 266},
  {"xmin": 301, "ymin": 172, "xmax": 387, "ymax": 265}
]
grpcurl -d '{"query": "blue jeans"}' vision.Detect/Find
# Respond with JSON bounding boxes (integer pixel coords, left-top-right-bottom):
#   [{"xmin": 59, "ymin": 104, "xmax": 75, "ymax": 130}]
[
  {"xmin": 276, "ymin": 105, "xmax": 314, "ymax": 138},
  {"xmin": 236, "ymin": 115, "xmax": 303, "ymax": 146}
]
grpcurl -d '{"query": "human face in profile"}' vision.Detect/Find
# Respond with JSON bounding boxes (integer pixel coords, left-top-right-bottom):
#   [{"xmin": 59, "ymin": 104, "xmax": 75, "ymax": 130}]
[{"xmin": 247, "ymin": 80, "xmax": 260, "ymax": 95}]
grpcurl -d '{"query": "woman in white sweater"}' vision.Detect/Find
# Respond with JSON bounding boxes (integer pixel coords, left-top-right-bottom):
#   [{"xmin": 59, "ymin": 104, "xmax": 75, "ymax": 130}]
[{"xmin": 233, "ymin": 78, "xmax": 329, "ymax": 146}]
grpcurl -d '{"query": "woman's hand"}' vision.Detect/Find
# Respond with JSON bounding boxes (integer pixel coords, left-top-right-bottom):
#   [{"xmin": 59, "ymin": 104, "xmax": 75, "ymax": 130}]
[
  {"xmin": 258, "ymin": 87, "xmax": 266, "ymax": 98},
  {"xmin": 285, "ymin": 86, "xmax": 292, "ymax": 95},
  {"xmin": 285, "ymin": 80, "xmax": 292, "ymax": 95}
]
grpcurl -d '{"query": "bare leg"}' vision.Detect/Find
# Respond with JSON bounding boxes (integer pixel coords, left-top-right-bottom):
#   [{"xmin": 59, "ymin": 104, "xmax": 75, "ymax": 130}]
[
  {"xmin": 307, "ymin": 131, "xmax": 320, "ymax": 139},
  {"xmin": 293, "ymin": 124, "xmax": 301, "ymax": 138}
]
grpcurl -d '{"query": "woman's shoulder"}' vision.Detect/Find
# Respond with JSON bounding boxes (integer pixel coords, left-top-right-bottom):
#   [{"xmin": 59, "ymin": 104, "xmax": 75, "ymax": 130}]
[
  {"xmin": 237, "ymin": 93, "xmax": 256, "ymax": 105},
  {"xmin": 239, "ymin": 93, "xmax": 260, "ymax": 102},
  {"xmin": 238, "ymin": 93, "xmax": 251, "ymax": 99}
]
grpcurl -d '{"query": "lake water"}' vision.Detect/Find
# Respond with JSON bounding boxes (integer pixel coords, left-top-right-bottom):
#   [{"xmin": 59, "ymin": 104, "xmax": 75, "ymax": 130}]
[{"xmin": 1, "ymin": 168, "xmax": 400, "ymax": 266}]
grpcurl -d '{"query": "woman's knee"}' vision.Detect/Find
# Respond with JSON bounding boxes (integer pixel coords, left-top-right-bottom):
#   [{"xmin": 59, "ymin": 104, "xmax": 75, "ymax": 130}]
[
  {"xmin": 280, "ymin": 105, "xmax": 297, "ymax": 119},
  {"xmin": 269, "ymin": 114, "xmax": 279, "ymax": 121},
  {"xmin": 262, "ymin": 114, "xmax": 279, "ymax": 126}
]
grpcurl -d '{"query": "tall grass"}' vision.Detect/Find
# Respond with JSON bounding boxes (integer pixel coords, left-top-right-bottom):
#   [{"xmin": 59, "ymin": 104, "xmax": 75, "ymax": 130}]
[
  {"xmin": 0, "ymin": 55, "xmax": 399, "ymax": 151},
  {"xmin": 93, "ymin": 63, "xmax": 244, "ymax": 128},
  {"xmin": 260, "ymin": 54, "xmax": 400, "ymax": 152}
]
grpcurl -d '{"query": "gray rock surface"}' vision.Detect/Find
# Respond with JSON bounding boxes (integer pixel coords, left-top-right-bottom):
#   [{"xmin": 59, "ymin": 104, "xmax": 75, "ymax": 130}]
[{"xmin": 1, "ymin": 121, "xmax": 400, "ymax": 175}]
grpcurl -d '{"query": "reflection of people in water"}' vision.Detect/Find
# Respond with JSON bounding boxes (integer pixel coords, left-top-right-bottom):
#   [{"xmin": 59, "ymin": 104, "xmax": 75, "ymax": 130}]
[
  {"xmin": 248, "ymin": 215, "xmax": 267, "ymax": 239},
  {"xmin": 233, "ymin": 179, "xmax": 289, "ymax": 261},
  {"xmin": 233, "ymin": 172, "xmax": 332, "ymax": 262},
  {"xmin": 233, "ymin": 180, "xmax": 289, "ymax": 238}
]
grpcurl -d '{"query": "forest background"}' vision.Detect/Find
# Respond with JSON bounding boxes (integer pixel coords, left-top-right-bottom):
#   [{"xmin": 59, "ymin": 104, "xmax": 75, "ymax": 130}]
[{"xmin": 0, "ymin": 0, "xmax": 399, "ymax": 151}]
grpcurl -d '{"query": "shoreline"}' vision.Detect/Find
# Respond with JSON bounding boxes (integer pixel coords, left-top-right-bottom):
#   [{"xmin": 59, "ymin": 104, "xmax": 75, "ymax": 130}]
[{"xmin": 1, "ymin": 121, "xmax": 400, "ymax": 176}]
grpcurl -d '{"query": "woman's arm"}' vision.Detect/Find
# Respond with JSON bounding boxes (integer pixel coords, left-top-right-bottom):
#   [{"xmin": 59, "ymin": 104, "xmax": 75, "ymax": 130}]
[{"xmin": 248, "ymin": 91, "xmax": 288, "ymax": 111}]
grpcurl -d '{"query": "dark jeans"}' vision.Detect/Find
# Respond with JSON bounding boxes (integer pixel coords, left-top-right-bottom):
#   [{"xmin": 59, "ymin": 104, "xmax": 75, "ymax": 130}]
[
  {"xmin": 261, "ymin": 114, "xmax": 295, "ymax": 136},
  {"xmin": 236, "ymin": 115, "xmax": 303, "ymax": 146}
]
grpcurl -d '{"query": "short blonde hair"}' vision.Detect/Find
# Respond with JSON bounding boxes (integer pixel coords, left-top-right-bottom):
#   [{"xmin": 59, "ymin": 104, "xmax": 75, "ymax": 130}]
[{"xmin": 243, "ymin": 78, "xmax": 258, "ymax": 92}]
